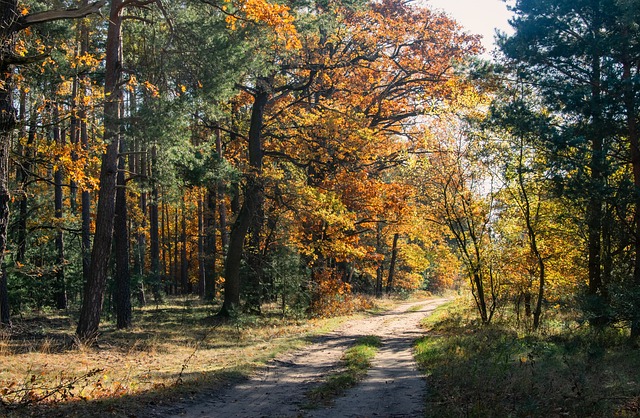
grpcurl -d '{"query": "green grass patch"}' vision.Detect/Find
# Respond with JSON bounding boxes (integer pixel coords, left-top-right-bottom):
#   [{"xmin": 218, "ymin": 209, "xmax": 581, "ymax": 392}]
[
  {"xmin": 415, "ymin": 301, "xmax": 640, "ymax": 417},
  {"xmin": 306, "ymin": 335, "xmax": 382, "ymax": 407}
]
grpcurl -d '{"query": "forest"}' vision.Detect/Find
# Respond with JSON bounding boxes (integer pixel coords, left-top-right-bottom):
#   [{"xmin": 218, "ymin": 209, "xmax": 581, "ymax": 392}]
[{"xmin": 0, "ymin": 0, "xmax": 639, "ymax": 416}]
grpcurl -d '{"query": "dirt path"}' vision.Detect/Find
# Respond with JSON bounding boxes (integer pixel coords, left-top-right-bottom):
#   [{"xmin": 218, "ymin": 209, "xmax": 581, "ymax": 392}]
[{"xmin": 156, "ymin": 297, "xmax": 449, "ymax": 418}]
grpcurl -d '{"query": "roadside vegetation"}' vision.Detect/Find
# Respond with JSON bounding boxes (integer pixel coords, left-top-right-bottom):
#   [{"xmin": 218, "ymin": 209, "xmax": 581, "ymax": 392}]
[
  {"xmin": 416, "ymin": 300, "xmax": 640, "ymax": 417},
  {"xmin": 0, "ymin": 296, "xmax": 384, "ymax": 418}
]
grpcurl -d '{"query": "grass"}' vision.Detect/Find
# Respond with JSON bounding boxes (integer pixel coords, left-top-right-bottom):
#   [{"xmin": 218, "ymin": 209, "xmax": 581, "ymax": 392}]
[
  {"xmin": 415, "ymin": 300, "xmax": 640, "ymax": 417},
  {"xmin": 306, "ymin": 335, "xmax": 382, "ymax": 407},
  {"xmin": 0, "ymin": 296, "xmax": 370, "ymax": 417}
]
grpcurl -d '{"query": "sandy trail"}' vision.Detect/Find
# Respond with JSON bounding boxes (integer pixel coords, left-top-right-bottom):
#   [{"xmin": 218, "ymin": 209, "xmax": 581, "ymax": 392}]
[{"xmin": 155, "ymin": 297, "xmax": 449, "ymax": 418}]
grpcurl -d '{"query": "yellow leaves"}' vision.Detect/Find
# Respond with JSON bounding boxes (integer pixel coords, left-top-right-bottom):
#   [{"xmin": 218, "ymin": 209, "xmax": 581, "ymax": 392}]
[
  {"xmin": 142, "ymin": 81, "xmax": 160, "ymax": 98},
  {"xmin": 15, "ymin": 39, "xmax": 28, "ymax": 57},
  {"xmin": 225, "ymin": 0, "xmax": 301, "ymax": 50},
  {"xmin": 70, "ymin": 52, "xmax": 103, "ymax": 72}
]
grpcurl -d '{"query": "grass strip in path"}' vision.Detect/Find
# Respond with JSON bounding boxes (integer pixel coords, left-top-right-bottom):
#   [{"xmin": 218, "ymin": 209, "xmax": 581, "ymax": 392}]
[{"xmin": 306, "ymin": 335, "xmax": 382, "ymax": 407}]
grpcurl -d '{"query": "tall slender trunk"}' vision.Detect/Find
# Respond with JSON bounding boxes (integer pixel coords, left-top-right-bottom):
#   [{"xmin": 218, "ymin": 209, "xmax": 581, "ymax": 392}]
[
  {"xmin": 219, "ymin": 84, "xmax": 268, "ymax": 316},
  {"xmin": 53, "ymin": 105, "xmax": 67, "ymax": 310},
  {"xmin": 129, "ymin": 91, "xmax": 146, "ymax": 306},
  {"xmin": 80, "ymin": 21, "xmax": 92, "ymax": 287},
  {"xmin": 375, "ymin": 222, "xmax": 384, "ymax": 298},
  {"xmin": 173, "ymin": 206, "xmax": 179, "ymax": 294},
  {"xmin": 0, "ymin": 0, "xmax": 19, "ymax": 328},
  {"xmin": 204, "ymin": 188, "xmax": 217, "ymax": 300},
  {"xmin": 385, "ymin": 233, "xmax": 399, "ymax": 294},
  {"xmin": 586, "ymin": 46, "xmax": 607, "ymax": 327},
  {"xmin": 69, "ymin": 75, "xmax": 79, "ymax": 214},
  {"xmin": 114, "ymin": 131, "xmax": 131, "ymax": 328},
  {"xmin": 77, "ymin": 0, "xmax": 123, "ymax": 339},
  {"xmin": 217, "ymin": 129, "xmax": 229, "ymax": 254},
  {"xmin": 180, "ymin": 200, "xmax": 188, "ymax": 293},
  {"xmin": 623, "ymin": 58, "xmax": 640, "ymax": 337},
  {"xmin": 149, "ymin": 145, "xmax": 161, "ymax": 302},
  {"xmin": 16, "ymin": 111, "xmax": 35, "ymax": 264},
  {"xmin": 0, "ymin": 268, "xmax": 8, "ymax": 326},
  {"xmin": 198, "ymin": 195, "xmax": 206, "ymax": 298},
  {"xmin": 162, "ymin": 197, "xmax": 169, "ymax": 294}
]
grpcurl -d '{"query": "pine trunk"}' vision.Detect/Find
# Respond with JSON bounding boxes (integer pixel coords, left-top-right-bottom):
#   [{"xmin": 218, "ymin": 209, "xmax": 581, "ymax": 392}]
[
  {"xmin": 76, "ymin": 0, "xmax": 123, "ymax": 339},
  {"xmin": 219, "ymin": 85, "xmax": 268, "ymax": 316},
  {"xmin": 53, "ymin": 105, "xmax": 67, "ymax": 310},
  {"xmin": 114, "ymin": 135, "xmax": 131, "ymax": 328}
]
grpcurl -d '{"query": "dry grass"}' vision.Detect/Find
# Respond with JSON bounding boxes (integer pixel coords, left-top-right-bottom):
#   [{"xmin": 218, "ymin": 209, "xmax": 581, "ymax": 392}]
[
  {"xmin": 0, "ymin": 296, "xmax": 372, "ymax": 417},
  {"xmin": 415, "ymin": 300, "xmax": 640, "ymax": 418}
]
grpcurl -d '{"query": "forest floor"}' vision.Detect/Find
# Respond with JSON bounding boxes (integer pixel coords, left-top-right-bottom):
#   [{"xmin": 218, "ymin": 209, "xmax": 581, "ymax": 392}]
[
  {"xmin": 0, "ymin": 294, "xmax": 447, "ymax": 417},
  {"xmin": 153, "ymin": 297, "xmax": 449, "ymax": 418}
]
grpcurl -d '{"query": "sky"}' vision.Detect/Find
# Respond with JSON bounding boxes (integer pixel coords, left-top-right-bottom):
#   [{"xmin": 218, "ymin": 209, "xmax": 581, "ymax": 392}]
[{"xmin": 424, "ymin": 0, "xmax": 515, "ymax": 55}]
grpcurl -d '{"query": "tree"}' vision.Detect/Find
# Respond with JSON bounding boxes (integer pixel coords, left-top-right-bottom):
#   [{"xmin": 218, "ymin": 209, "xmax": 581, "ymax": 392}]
[
  {"xmin": 0, "ymin": 0, "xmax": 104, "ymax": 326},
  {"xmin": 501, "ymin": 0, "xmax": 640, "ymax": 331},
  {"xmin": 77, "ymin": 0, "xmax": 126, "ymax": 339}
]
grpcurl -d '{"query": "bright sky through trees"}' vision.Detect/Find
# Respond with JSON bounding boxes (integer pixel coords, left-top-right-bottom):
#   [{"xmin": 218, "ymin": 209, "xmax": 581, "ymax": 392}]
[{"xmin": 425, "ymin": 0, "xmax": 514, "ymax": 54}]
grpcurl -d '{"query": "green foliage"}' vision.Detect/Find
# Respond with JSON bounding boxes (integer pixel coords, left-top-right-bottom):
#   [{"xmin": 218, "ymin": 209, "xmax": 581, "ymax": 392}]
[{"xmin": 263, "ymin": 246, "xmax": 311, "ymax": 316}]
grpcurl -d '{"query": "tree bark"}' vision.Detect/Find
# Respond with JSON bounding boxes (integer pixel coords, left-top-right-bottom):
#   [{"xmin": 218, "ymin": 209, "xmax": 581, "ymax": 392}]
[
  {"xmin": 114, "ymin": 133, "xmax": 131, "ymax": 329},
  {"xmin": 198, "ymin": 195, "xmax": 206, "ymax": 298},
  {"xmin": 16, "ymin": 112, "xmax": 35, "ymax": 264},
  {"xmin": 623, "ymin": 57, "xmax": 640, "ymax": 337},
  {"xmin": 0, "ymin": 268, "xmax": 9, "ymax": 326},
  {"xmin": 375, "ymin": 222, "xmax": 384, "ymax": 298},
  {"xmin": 53, "ymin": 105, "xmax": 67, "ymax": 310},
  {"xmin": 0, "ymin": 0, "xmax": 19, "ymax": 329},
  {"xmin": 76, "ymin": 0, "xmax": 123, "ymax": 339},
  {"xmin": 385, "ymin": 233, "xmax": 399, "ymax": 294},
  {"xmin": 79, "ymin": 19, "xmax": 92, "ymax": 286},
  {"xmin": 149, "ymin": 145, "xmax": 162, "ymax": 302},
  {"xmin": 204, "ymin": 189, "xmax": 217, "ymax": 300},
  {"xmin": 180, "ymin": 200, "xmax": 189, "ymax": 293},
  {"xmin": 219, "ymin": 84, "xmax": 269, "ymax": 316}
]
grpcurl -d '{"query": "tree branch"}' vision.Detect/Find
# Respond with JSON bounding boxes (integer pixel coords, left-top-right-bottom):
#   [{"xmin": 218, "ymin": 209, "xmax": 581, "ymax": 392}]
[{"xmin": 19, "ymin": 1, "xmax": 106, "ymax": 30}]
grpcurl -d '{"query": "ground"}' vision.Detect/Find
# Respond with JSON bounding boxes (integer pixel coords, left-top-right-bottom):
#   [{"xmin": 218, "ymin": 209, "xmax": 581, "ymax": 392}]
[{"xmin": 151, "ymin": 297, "xmax": 449, "ymax": 418}]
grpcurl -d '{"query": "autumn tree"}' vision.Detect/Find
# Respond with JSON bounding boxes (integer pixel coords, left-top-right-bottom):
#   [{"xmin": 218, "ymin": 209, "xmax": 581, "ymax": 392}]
[{"xmin": 0, "ymin": 0, "xmax": 104, "ymax": 325}]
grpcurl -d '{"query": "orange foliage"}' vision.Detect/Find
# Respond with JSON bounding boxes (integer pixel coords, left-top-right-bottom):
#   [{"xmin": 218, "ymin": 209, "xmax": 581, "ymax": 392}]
[{"xmin": 309, "ymin": 269, "xmax": 372, "ymax": 317}]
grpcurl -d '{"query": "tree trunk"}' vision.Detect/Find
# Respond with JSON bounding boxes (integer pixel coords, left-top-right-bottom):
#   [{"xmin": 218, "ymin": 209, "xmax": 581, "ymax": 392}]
[
  {"xmin": 585, "ymin": 48, "xmax": 609, "ymax": 328},
  {"xmin": 16, "ymin": 112, "xmax": 35, "ymax": 264},
  {"xmin": 219, "ymin": 84, "xmax": 269, "ymax": 316},
  {"xmin": 53, "ymin": 105, "xmax": 67, "ymax": 310},
  {"xmin": 204, "ymin": 189, "xmax": 217, "ymax": 300},
  {"xmin": 198, "ymin": 195, "xmax": 206, "ymax": 298},
  {"xmin": 0, "ymin": 0, "xmax": 19, "ymax": 329},
  {"xmin": 76, "ymin": 0, "xmax": 123, "ymax": 339},
  {"xmin": 385, "ymin": 233, "xmax": 399, "ymax": 294},
  {"xmin": 173, "ymin": 206, "xmax": 179, "ymax": 294},
  {"xmin": 180, "ymin": 200, "xmax": 189, "ymax": 293},
  {"xmin": 375, "ymin": 222, "xmax": 384, "ymax": 298},
  {"xmin": 114, "ymin": 133, "xmax": 131, "ymax": 329},
  {"xmin": 624, "ymin": 58, "xmax": 640, "ymax": 338},
  {"xmin": 0, "ymin": 268, "xmax": 9, "ymax": 326},
  {"xmin": 69, "ymin": 75, "xmax": 79, "ymax": 214},
  {"xmin": 149, "ymin": 145, "xmax": 161, "ymax": 302}
]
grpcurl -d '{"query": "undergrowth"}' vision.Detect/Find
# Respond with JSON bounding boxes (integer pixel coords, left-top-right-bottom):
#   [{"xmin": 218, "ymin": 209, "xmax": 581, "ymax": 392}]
[
  {"xmin": 415, "ymin": 301, "xmax": 640, "ymax": 417},
  {"xmin": 0, "ymin": 296, "xmax": 372, "ymax": 417}
]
